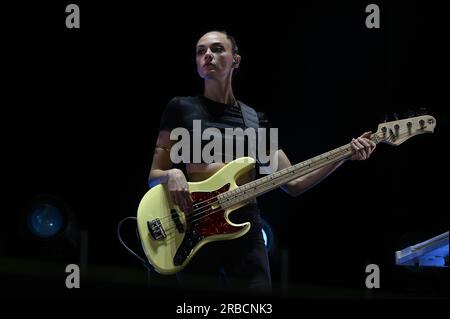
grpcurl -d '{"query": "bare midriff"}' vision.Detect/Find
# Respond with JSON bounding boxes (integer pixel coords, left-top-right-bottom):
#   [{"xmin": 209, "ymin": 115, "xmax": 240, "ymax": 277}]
[{"xmin": 186, "ymin": 162, "xmax": 255, "ymax": 186}]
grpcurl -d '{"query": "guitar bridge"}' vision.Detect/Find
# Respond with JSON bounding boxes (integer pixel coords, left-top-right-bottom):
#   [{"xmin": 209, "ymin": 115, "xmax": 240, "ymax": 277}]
[{"xmin": 147, "ymin": 219, "xmax": 166, "ymax": 240}]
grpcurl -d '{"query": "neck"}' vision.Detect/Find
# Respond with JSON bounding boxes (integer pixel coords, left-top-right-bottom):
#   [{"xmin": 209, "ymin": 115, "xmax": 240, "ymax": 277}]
[
  {"xmin": 203, "ymin": 76, "xmax": 235, "ymax": 105},
  {"xmin": 218, "ymin": 142, "xmax": 359, "ymax": 209}
]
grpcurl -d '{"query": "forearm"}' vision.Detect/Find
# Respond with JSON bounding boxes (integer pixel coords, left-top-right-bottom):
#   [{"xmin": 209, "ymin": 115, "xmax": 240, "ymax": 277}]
[
  {"xmin": 283, "ymin": 159, "xmax": 347, "ymax": 197},
  {"xmin": 148, "ymin": 168, "xmax": 177, "ymax": 187}
]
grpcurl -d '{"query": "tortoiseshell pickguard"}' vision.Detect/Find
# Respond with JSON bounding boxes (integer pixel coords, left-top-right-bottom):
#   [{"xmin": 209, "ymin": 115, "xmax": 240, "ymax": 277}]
[{"xmin": 190, "ymin": 183, "xmax": 244, "ymax": 237}]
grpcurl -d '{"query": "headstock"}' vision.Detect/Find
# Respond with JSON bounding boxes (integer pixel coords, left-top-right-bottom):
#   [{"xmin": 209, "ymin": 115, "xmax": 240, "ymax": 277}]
[{"xmin": 373, "ymin": 115, "xmax": 437, "ymax": 146}]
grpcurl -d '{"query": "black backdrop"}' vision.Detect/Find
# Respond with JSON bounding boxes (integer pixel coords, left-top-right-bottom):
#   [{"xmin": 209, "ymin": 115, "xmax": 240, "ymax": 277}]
[{"xmin": 1, "ymin": 1, "xmax": 448, "ymax": 300}]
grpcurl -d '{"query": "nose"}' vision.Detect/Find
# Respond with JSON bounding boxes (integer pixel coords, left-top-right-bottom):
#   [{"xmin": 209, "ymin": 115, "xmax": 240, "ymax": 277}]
[{"xmin": 204, "ymin": 48, "xmax": 213, "ymax": 63}]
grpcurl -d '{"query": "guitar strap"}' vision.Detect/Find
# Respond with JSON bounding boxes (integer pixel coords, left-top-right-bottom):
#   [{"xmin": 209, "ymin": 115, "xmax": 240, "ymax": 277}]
[
  {"xmin": 237, "ymin": 100, "xmax": 263, "ymax": 167},
  {"xmin": 238, "ymin": 100, "xmax": 260, "ymax": 130}
]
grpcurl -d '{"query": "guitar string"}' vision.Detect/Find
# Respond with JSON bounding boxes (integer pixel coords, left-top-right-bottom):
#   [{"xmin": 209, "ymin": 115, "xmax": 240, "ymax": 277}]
[
  {"xmin": 152, "ymin": 131, "xmax": 415, "ymax": 247},
  {"xmin": 153, "ymin": 131, "xmax": 405, "ymax": 237},
  {"xmin": 156, "ymin": 136, "xmax": 382, "ymax": 236},
  {"xmin": 158, "ymin": 155, "xmax": 343, "ymax": 237},
  {"xmin": 154, "ymin": 141, "xmax": 356, "ymax": 228},
  {"xmin": 156, "ymin": 131, "xmax": 385, "ymax": 227},
  {"xmin": 158, "ymin": 146, "xmax": 357, "ymax": 236}
]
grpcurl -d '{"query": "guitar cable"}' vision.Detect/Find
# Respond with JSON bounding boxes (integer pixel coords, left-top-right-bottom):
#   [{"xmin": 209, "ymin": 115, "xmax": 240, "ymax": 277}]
[{"xmin": 117, "ymin": 216, "xmax": 155, "ymax": 272}]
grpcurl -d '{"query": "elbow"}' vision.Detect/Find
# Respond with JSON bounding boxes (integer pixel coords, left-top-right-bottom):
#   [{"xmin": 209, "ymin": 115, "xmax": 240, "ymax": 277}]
[
  {"xmin": 285, "ymin": 190, "xmax": 298, "ymax": 198},
  {"xmin": 282, "ymin": 181, "xmax": 305, "ymax": 198},
  {"xmin": 289, "ymin": 188, "xmax": 304, "ymax": 198}
]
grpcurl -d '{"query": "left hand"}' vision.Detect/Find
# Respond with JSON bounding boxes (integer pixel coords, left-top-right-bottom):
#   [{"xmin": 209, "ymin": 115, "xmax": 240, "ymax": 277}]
[{"xmin": 350, "ymin": 131, "xmax": 376, "ymax": 160}]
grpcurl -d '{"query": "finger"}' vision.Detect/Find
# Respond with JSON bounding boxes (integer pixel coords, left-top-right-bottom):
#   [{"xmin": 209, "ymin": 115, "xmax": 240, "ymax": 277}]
[
  {"xmin": 183, "ymin": 190, "xmax": 193, "ymax": 213},
  {"xmin": 353, "ymin": 139, "xmax": 365, "ymax": 150},
  {"xmin": 177, "ymin": 191, "xmax": 188, "ymax": 212},
  {"xmin": 181, "ymin": 187, "xmax": 192, "ymax": 214},
  {"xmin": 172, "ymin": 188, "xmax": 186, "ymax": 213},
  {"xmin": 358, "ymin": 137, "xmax": 372, "ymax": 150},
  {"xmin": 361, "ymin": 138, "xmax": 376, "ymax": 156},
  {"xmin": 180, "ymin": 183, "xmax": 192, "ymax": 207},
  {"xmin": 360, "ymin": 131, "xmax": 372, "ymax": 139},
  {"xmin": 168, "ymin": 189, "xmax": 178, "ymax": 207},
  {"xmin": 351, "ymin": 138, "xmax": 360, "ymax": 150},
  {"xmin": 362, "ymin": 148, "xmax": 370, "ymax": 159},
  {"xmin": 350, "ymin": 139, "xmax": 359, "ymax": 159},
  {"xmin": 181, "ymin": 201, "xmax": 190, "ymax": 216},
  {"xmin": 171, "ymin": 191, "xmax": 183, "ymax": 211},
  {"xmin": 361, "ymin": 149, "xmax": 368, "ymax": 160},
  {"xmin": 365, "ymin": 141, "xmax": 375, "ymax": 156},
  {"xmin": 187, "ymin": 192, "xmax": 194, "ymax": 209},
  {"xmin": 177, "ymin": 191, "xmax": 190, "ymax": 214}
]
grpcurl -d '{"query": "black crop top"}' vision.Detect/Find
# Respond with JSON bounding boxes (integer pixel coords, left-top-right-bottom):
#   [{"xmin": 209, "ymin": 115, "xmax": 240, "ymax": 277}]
[{"xmin": 158, "ymin": 95, "xmax": 275, "ymax": 164}]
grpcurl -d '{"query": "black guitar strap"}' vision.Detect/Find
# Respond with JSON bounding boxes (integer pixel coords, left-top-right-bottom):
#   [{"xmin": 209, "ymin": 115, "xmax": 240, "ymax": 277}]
[
  {"xmin": 237, "ymin": 100, "xmax": 263, "ymax": 167},
  {"xmin": 238, "ymin": 100, "xmax": 259, "ymax": 130}
]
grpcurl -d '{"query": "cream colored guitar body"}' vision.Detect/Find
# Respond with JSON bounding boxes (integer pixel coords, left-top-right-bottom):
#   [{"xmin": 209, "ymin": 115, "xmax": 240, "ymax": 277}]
[{"xmin": 137, "ymin": 157, "xmax": 255, "ymax": 275}]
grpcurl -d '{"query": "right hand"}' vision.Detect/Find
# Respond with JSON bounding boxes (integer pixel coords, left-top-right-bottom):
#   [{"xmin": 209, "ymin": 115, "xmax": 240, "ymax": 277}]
[{"xmin": 166, "ymin": 169, "xmax": 193, "ymax": 215}]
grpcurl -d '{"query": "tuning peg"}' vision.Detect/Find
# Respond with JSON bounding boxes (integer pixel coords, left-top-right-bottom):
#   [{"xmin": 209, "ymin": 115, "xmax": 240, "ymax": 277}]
[
  {"xmin": 416, "ymin": 107, "xmax": 428, "ymax": 115},
  {"xmin": 393, "ymin": 113, "xmax": 399, "ymax": 120},
  {"xmin": 403, "ymin": 109, "xmax": 415, "ymax": 118}
]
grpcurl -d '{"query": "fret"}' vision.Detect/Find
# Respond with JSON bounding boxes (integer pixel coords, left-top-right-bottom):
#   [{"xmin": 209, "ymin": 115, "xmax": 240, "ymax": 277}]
[{"xmin": 220, "ymin": 143, "xmax": 353, "ymax": 208}]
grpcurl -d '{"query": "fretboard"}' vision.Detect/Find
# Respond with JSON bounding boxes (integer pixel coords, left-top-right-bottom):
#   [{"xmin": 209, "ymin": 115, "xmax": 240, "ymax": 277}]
[{"xmin": 218, "ymin": 143, "xmax": 355, "ymax": 209}]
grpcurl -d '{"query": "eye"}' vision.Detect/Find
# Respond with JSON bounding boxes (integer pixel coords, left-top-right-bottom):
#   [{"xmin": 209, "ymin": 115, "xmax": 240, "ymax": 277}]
[{"xmin": 212, "ymin": 46, "xmax": 225, "ymax": 52}]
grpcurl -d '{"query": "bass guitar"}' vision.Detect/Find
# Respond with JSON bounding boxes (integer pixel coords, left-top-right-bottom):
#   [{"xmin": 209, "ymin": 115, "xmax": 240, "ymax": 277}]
[{"xmin": 137, "ymin": 114, "xmax": 436, "ymax": 274}]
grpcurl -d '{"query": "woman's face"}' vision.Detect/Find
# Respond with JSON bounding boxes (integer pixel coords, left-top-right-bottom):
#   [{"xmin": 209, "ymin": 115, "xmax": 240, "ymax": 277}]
[{"xmin": 196, "ymin": 32, "xmax": 236, "ymax": 80}]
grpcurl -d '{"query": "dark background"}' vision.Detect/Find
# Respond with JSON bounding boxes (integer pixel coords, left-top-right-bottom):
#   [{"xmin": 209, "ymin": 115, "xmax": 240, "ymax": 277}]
[{"xmin": 1, "ymin": 0, "xmax": 448, "ymax": 301}]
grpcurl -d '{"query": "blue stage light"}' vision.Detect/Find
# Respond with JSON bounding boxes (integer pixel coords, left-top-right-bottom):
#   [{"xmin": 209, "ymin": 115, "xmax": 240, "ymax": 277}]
[
  {"xmin": 262, "ymin": 228, "xmax": 268, "ymax": 247},
  {"xmin": 260, "ymin": 218, "xmax": 274, "ymax": 250},
  {"xmin": 395, "ymin": 231, "xmax": 449, "ymax": 268},
  {"xmin": 27, "ymin": 203, "xmax": 64, "ymax": 239}
]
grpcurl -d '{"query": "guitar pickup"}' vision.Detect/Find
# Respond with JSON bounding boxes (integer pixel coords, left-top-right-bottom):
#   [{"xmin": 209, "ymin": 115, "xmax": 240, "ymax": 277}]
[
  {"xmin": 171, "ymin": 209, "xmax": 184, "ymax": 233},
  {"xmin": 147, "ymin": 219, "xmax": 166, "ymax": 240}
]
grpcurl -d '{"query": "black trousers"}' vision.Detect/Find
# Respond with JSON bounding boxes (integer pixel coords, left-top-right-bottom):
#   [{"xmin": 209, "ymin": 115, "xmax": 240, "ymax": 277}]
[{"xmin": 176, "ymin": 203, "xmax": 272, "ymax": 293}]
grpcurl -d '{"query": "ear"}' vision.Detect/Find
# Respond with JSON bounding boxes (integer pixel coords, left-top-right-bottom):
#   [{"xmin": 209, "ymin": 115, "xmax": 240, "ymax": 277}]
[{"xmin": 232, "ymin": 54, "xmax": 241, "ymax": 68}]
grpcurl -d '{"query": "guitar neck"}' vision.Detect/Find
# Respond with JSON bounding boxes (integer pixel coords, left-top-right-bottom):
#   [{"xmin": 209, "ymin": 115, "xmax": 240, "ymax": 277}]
[{"xmin": 218, "ymin": 142, "xmax": 357, "ymax": 209}]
